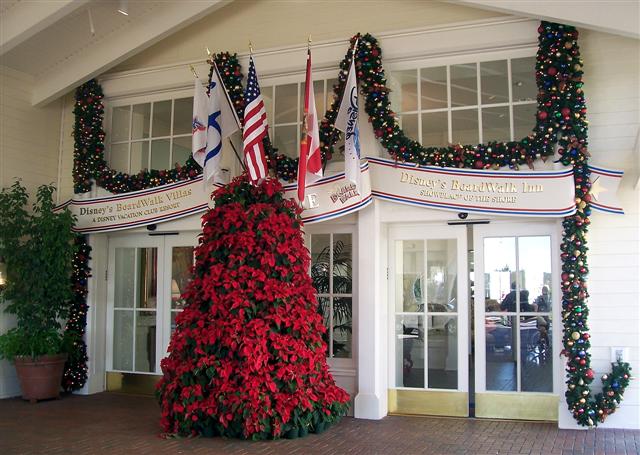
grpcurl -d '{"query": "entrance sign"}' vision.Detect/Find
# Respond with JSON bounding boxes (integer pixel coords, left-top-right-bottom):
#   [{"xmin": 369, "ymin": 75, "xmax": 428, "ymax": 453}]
[
  {"xmin": 58, "ymin": 177, "xmax": 216, "ymax": 233},
  {"xmin": 283, "ymin": 162, "xmax": 373, "ymax": 224},
  {"xmin": 60, "ymin": 158, "xmax": 625, "ymax": 233},
  {"xmin": 368, "ymin": 157, "xmax": 576, "ymax": 217}
]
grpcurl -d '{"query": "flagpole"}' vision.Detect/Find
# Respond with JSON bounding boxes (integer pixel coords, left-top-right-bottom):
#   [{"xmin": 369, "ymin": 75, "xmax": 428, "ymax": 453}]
[{"xmin": 211, "ymin": 58, "xmax": 246, "ymax": 173}]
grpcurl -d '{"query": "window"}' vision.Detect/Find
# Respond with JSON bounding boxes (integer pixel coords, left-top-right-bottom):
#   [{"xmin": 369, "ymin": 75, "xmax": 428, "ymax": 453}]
[
  {"xmin": 262, "ymin": 78, "xmax": 344, "ymax": 159},
  {"xmin": 108, "ymin": 97, "xmax": 194, "ymax": 173},
  {"xmin": 388, "ymin": 57, "xmax": 537, "ymax": 147},
  {"xmin": 309, "ymin": 232, "xmax": 353, "ymax": 359}
]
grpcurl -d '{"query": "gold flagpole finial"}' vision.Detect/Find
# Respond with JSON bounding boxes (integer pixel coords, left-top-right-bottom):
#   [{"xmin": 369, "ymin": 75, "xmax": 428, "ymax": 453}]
[
  {"xmin": 189, "ymin": 64, "xmax": 199, "ymax": 78},
  {"xmin": 307, "ymin": 34, "xmax": 312, "ymax": 48},
  {"xmin": 248, "ymin": 41, "xmax": 254, "ymax": 54},
  {"xmin": 205, "ymin": 47, "xmax": 213, "ymax": 63}
]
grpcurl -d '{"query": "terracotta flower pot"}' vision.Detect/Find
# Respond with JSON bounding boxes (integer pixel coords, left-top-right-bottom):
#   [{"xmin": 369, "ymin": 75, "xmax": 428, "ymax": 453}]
[{"xmin": 14, "ymin": 354, "xmax": 68, "ymax": 403}]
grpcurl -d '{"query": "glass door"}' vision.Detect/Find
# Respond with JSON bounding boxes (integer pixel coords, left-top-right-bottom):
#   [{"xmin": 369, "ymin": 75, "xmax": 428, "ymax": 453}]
[
  {"xmin": 473, "ymin": 222, "xmax": 560, "ymax": 420},
  {"xmin": 106, "ymin": 233, "xmax": 197, "ymax": 392},
  {"xmin": 161, "ymin": 234, "xmax": 197, "ymax": 354},
  {"xmin": 108, "ymin": 236, "xmax": 162, "ymax": 374},
  {"xmin": 388, "ymin": 224, "xmax": 468, "ymax": 417}
]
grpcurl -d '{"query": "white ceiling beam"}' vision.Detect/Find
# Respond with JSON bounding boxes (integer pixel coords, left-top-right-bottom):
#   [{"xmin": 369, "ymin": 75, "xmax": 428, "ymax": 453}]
[
  {"xmin": 0, "ymin": 0, "xmax": 90, "ymax": 56},
  {"xmin": 449, "ymin": 0, "xmax": 640, "ymax": 39},
  {"xmin": 32, "ymin": 0, "xmax": 231, "ymax": 107}
]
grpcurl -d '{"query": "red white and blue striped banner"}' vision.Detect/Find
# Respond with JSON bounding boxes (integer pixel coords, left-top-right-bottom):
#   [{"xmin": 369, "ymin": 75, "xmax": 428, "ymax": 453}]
[
  {"xmin": 59, "ymin": 158, "xmax": 625, "ymax": 233},
  {"xmin": 368, "ymin": 156, "xmax": 577, "ymax": 217},
  {"xmin": 588, "ymin": 165, "xmax": 624, "ymax": 215},
  {"xmin": 283, "ymin": 162, "xmax": 372, "ymax": 224},
  {"xmin": 57, "ymin": 176, "xmax": 217, "ymax": 233}
]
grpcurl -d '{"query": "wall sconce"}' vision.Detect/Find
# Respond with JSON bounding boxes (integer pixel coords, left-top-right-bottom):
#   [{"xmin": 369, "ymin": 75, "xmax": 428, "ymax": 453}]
[{"xmin": 0, "ymin": 256, "xmax": 7, "ymax": 293}]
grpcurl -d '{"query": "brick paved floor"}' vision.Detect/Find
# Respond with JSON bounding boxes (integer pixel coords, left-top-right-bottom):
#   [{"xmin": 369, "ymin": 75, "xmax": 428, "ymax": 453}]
[{"xmin": 0, "ymin": 393, "xmax": 638, "ymax": 455}]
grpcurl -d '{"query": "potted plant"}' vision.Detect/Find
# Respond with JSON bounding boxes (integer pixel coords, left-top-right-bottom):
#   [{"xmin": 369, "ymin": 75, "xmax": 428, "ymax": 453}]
[{"xmin": 0, "ymin": 181, "xmax": 77, "ymax": 402}]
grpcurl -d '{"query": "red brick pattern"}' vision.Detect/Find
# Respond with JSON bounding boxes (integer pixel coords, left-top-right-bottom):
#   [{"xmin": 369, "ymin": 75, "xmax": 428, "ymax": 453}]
[{"xmin": 0, "ymin": 393, "xmax": 638, "ymax": 454}]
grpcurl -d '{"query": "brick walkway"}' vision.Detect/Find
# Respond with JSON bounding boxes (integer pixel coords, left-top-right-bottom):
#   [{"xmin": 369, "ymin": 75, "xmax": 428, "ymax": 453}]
[{"xmin": 0, "ymin": 393, "xmax": 638, "ymax": 454}]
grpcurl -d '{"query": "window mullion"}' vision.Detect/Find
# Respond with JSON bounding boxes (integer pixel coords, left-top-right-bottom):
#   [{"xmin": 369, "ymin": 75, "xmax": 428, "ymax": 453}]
[
  {"xmin": 329, "ymin": 233, "xmax": 334, "ymax": 358},
  {"xmin": 148, "ymin": 103, "xmax": 154, "ymax": 169},
  {"xmin": 476, "ymin": 62, "xmax": 483, "ymax": 144},
  {"xmin": 169, "ymin": 99, "xmax": 175, "ymax": 167},
  {"xmin": 126, "ymin": 105, "xmax": 133, "ymax": 173},
  {"xmin": 515, "ymin": 236, "xmax": 521, "ymax": 392},
  {"xmin": 446, "ymin": 65, "xmax": 452, "ymax": 143},
  {"xmin": 507, "ymin": 59, "xmax": 515, "ymax": 141},
  {"xmin": 416, "ymin": 68, "xmax": 422, "ymax": 144}
]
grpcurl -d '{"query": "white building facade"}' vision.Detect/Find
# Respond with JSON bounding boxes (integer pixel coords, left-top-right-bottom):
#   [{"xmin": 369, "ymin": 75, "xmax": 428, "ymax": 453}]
[{"xmin": 1, "ymin": 0, "xmax": 638, "ymax": 431}]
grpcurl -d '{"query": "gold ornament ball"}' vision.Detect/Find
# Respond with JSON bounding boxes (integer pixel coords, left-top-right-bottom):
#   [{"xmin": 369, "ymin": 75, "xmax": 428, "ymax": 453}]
[{"xmin": 571, "ymin": 331, "xmax": 581, "ymax": 340}]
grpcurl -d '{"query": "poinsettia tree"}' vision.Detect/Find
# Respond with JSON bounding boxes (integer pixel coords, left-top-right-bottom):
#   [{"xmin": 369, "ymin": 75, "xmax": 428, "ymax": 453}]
[{"xmin": 157, "ymin": 175, "xmax": 350, "ymax": 439}]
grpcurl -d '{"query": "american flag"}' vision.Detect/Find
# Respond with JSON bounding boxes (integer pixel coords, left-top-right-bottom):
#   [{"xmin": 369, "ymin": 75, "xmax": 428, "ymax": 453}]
[{"xmin": 242, "ymin": 56, "xmax": 269, "ymax": 182}]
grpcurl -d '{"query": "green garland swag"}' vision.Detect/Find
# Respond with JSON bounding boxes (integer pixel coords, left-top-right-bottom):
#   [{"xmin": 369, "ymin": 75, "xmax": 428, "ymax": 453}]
[{"xmin": 72, "ymin": 21, "xmax": 630, "ymax": 426}]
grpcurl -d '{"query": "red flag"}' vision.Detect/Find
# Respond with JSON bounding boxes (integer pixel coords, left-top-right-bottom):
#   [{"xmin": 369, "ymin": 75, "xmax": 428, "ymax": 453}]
[{"xmin": 297, "ymin": 48, "xmax": 323, "ymax": 203}]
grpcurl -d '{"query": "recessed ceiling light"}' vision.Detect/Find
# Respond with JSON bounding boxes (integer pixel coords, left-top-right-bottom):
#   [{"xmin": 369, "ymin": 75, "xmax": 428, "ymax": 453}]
[{"xmin": 117, "ymin": 0, "xmax": 128, "ymax": 16}]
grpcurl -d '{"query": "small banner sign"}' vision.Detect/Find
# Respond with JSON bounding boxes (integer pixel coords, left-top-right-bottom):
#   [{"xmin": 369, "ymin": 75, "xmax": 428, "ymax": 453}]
[
  {"xmin": 368, "ymin": 157, "xmax": 577, "ymax": 217},
  {"xmin": 57, "ymin": 177, "xmax": 215, "ymax": 233},
  {"xmin": 588, "ymin": 165, "xmax": 624, "ymax": 214},
  {"xmin": 283, "ymin": 162, "xmax": 373, "ymax": 224},
  {"xmin": 59, "ymin": 158, "xmax": 624, "ymax": 233}
]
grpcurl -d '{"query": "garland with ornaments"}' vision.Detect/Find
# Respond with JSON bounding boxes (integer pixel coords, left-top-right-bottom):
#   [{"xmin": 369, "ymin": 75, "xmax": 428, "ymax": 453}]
[
  {"xmin": 62, "ymin": 235, "xmax": 91, "ymax": 391},
  {"xmin": 71, "ymin": 21, "xmax": 630, "ymax": 426}
]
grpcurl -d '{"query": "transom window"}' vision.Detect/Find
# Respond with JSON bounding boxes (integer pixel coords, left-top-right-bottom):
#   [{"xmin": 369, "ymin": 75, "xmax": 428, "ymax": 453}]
[
  {"xmin": 388, "ymin": 57, "xmax": 537, "ymax": 147},
  {"xmin": 107, "ymin": 56, "xmax": 536, "ymax": 171},
  {"xmin": 262, "ymin": 79, "xmax": 344, "ymax": 160},
  {"xmin": 309, "ymin": 233, "xmax": 353, "ymax": 359},
  {"xmin": 108, "ymin": 97, "xmax": 194, "ymax": 174}
]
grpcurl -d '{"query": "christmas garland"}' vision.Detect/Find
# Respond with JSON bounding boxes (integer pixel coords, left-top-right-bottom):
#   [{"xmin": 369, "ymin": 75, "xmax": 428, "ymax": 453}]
[
  {"xmin": 62, "ymin": 235, "xmax": 91, "ymax": 391},
  {"xmin": 73, "ymin": 82, "xmax": 202, "ymax": 194},
  {"xmin": 71, "ymin": 21, "xmax": 631, "ymax": 426},
  {"xmin": 332, "ymin": 22, "xmax": 630, "ymax": 428}
]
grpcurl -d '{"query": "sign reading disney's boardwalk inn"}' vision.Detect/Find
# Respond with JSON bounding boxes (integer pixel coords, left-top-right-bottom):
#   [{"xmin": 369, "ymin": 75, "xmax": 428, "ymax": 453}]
[
  {"xmin": 59, "ymin": 157, "xmax": 623, "ymax": 233},
  {"xmin": 367, "ymin": 157, "xmax": 578, "ymax": 217}
]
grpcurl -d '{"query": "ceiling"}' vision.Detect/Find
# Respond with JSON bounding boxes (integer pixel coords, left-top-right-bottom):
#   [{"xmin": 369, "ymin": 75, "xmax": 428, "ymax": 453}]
[
  {"xmin": 0, "ymin": 0, "xmax": 230, "ymax": 106},
  {"xmin": 0, "ymin": 0, "xmax": 637, "ymax": 107}
]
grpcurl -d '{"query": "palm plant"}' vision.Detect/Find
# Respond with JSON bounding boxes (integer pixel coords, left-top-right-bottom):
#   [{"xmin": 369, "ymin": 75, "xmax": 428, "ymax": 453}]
[{"xmin": 310, "ymin": 239, "xmax": 352, "ymax": 357}]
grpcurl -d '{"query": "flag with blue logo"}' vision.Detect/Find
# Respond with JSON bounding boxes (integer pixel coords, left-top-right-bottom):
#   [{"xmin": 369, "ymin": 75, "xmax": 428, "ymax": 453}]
[
  {"xmin": 335, "ymin": 41, "xmax": 361, "ymax": 193},
  {"xmin": 192, "ymin": 77, "xmax": 208, "ymax": 168},
  {"xmin": 192, "ymin": 71, "xmax": 240, "ymax": 185}
]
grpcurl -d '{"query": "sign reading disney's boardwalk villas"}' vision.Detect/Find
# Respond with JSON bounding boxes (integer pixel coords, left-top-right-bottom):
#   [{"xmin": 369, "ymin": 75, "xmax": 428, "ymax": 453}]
[
  {"xmin": 60, "ymin": 157, "xmax": 623, "ymax": 232},
  {"xmin": 57, "ymin": 177, "xmax": 217, "ymax": 233}
]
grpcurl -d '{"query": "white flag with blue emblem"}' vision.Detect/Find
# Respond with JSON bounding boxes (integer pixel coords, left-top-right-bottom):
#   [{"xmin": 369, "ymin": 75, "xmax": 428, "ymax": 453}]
[
  {"xmin": 191, "ymin": 78, "xmax": 208, "ymax": 168},
  {"xmin": 335, "ymin": 44, "xmax": 361, "ymax": 193},
  {"xmin": 192, "ymin": 72, "xmax": 240, "ymax": 185}
]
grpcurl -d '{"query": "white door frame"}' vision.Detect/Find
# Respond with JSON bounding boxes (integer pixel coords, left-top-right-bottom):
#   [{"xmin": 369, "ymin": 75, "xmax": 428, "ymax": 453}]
[
  {"xmin": 105, "ymin": 232, "xmax": 198, "ymax": 375},
  {"xmin": 473, "ymin": 220, "xmax": 563, "ymax": 397},
  {"xmin": 387, "ymin": 223, "xmax": 469, "ymax": 395},
  {"xmin": 161, "ymin": 233, "xmax": 199, "ymax": 357}
]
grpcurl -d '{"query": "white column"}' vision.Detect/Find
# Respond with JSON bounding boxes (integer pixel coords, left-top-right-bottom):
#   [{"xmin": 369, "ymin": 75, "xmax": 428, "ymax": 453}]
[
  {"xmin": 354, "ymin": 200, "xmax": 388, "ymax": 419},
  {"xmin": 77, "ymin": 234, "xmax": 108, "ymax": 395}
]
